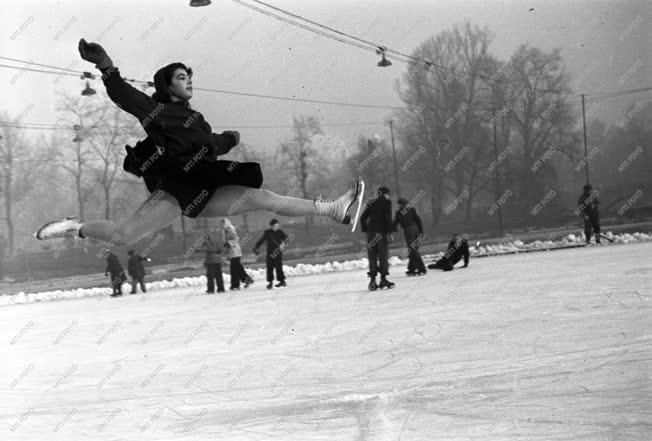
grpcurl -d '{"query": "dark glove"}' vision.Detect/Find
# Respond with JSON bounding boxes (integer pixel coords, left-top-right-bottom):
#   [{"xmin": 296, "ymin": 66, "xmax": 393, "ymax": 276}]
[
  {"xmin": 253, "ymin": 248, "xmax": 259, "ymax": 255},
  {"xmin": 78, "ymin": 38, "xmax": 113, "ymax": 68},
  {"xmin": 222, "ymin": 131, "xmax": 240, "ymax": 147}
]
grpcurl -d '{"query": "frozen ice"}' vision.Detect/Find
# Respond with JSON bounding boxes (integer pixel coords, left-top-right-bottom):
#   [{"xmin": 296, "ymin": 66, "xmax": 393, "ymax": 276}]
[{"xmin": 2, "ymin": 241, "xmax": 651, "ymax": 440}]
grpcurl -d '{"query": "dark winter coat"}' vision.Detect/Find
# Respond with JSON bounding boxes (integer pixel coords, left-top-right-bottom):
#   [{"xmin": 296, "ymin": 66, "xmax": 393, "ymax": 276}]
[
  {"xmin": 105, "ymin": 253, "xmax": 126, "ymax": 278},
  {"xmin": 577, "ymin": 190, "xmax": 600, "ymax": 216},
  {"xmin": 392, "ymin": 206, "xmax": 424, "ymax": 234},
  {"xmin": 254, "ymin": 229, "xmax": 288, "ymax": 257},
  {"xmin": 99, "ymin": 65, "xmax": 263, "ymax": 218},
  {"xmin": 100, "ymin": 65, "xmax": 238, "ymax": 168},
  {"xmin": 360, "ymin": 196, "xmax": 393, "ymax": 234},
  {"xmin": 443, "ymin": 238, "xmax": 470, "ymax": 267},
  {"xmin": 127, "ymin": 254, "xmax": 146, "ymax": 278}
]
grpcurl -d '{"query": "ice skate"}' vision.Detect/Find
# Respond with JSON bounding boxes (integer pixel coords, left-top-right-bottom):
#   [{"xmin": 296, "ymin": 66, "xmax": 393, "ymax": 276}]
[
  {"xmin": 267, "ymin": 282, "xmax": 274, "ymax": 290},
  {"xmin": 368, "ymin": 277, "xmax": 378, "ymax": 291},
  {"xmin": 275, "ymin": 281, "xmax": 287, "ymax": 288},
  {"xmin": 35, "ymin": 216, "xmax": 83, "ymax": 240},
  {"xmin": 405, "ymin": 270, "xmax": 416, "ymax": 276},
  {"xmin": 379, "ymin": 278, "xmax": 395, "ymax": 289},
  {"xmin": 314, "ymin": 180, "xmax": 365, "ymax": 232}
]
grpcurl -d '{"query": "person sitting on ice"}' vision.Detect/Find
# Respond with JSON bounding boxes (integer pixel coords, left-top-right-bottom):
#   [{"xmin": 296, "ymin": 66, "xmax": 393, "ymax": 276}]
[
  {"xmin": 360, "ymin": 186, "xmax": 395, "ymax": 291},
  {"xmin": 35, "ymin": 39, "xmax": 364, "ymax": 250},
  {"xmin": 576, "ymin": 184, "xmax": 601, "ymax": 244},
  {"xmin": 428, "ymin": 232, "xmax": 469, "ymax": 271},
  {"xmin": 253, "ymin": 219, "xmax": 289, "ymax": 289}
]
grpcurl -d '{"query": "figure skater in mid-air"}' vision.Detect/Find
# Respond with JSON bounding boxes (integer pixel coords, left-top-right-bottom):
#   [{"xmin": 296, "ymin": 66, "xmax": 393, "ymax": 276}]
[{"xmin": 35, "ymin": 39, "xmax": 364, "ymax": 244}]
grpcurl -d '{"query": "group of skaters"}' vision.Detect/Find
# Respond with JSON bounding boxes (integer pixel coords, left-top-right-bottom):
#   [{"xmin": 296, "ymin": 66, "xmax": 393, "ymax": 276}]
[
  {"xmin": 360, "ymin": 186, "xmax": 470, "ymax": 291},
  {"xmin": 109, "ymin": 182, "xmax": 599, "ymax": 296},
  {"xmin": 197, "ymin": 217, "xmax": 289, "ymax": 293},
  {"xmin": 104, "ymin": 217, "xmax": 290, "ymax": 296}
]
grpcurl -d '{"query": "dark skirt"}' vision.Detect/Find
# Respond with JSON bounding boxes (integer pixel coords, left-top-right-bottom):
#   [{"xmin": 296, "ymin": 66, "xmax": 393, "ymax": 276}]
[{"xmin": 124, "ymin": 141, "xmax": 263, "ymax": 218}]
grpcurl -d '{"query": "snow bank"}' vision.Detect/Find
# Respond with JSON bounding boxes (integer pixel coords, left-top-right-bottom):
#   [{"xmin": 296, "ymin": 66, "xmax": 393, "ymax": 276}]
[{"xmin": 2, "ymin": 231, "xmax": 650, "ymax": 306}]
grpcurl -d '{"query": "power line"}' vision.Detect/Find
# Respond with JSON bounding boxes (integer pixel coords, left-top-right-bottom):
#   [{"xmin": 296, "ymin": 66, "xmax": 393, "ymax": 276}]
[
  {"xmin": 232, "ymin": 0, "xmax": 574, "ymax": 96},
  {"xmin": 0, "ymin": 120, "xmax": 385, "ymax": 131},
  {"xmin": 0, "ymin": 57, "xmax": 401, "ymax": 110}
]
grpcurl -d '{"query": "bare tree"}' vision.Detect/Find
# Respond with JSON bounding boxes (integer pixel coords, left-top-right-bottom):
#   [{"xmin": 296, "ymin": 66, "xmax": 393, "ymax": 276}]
[
  {"xmin": 280, "ymin": 116, "xmax": 324, "ymax": 231},
  {"xmin": 0, "ymin": 115, "xmax": 37, "ymax": 253},
  {"xmin": 55, "ymin": 94, "xmax": 102, "ymax": 220},
  {"xmin": 86, "ymin": 102, "xmax": 142, "ymax": 220},
  {"xmin": 397, "ymin": 22, "xmax": 497, "ymax": 226},
  {"xmin": 503, "ymin": 45, "xmax": 578, "ymax": 213}
]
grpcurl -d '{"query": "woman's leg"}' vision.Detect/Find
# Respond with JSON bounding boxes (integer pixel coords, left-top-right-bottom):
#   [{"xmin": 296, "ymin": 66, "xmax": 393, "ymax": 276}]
[
  {"xmin": 199, "ymin": 186, "xmax": 313, "ymax": 217},
  {"xmin": 197, "ymin": 184, "xmax": 361, "ymax": 224},
  {"xmin": 80, "ymin": 190, "xmax": 180, "ymax": 246}
]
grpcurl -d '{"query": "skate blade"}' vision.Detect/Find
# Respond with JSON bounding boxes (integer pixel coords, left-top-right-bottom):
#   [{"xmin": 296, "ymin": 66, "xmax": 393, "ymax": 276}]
[{"xmin": 349, "ymin": 180, "xmax": 365, "ymax": 233}]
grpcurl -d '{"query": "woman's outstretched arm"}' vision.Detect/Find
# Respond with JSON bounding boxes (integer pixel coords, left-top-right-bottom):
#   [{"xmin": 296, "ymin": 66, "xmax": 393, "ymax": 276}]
[
  {"xmin": 99, "ymin": 65, "xmax": 161, "ymax": 126},
  {"xmin": 79, "ymin": 38, "xmax": 160, "ymax": 125}
]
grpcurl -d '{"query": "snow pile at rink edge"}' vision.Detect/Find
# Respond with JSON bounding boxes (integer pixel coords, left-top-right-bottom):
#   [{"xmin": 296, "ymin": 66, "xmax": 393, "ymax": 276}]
[{"xmin": 2, "ymin": 231, "xmax": 650, "ymax": 306}]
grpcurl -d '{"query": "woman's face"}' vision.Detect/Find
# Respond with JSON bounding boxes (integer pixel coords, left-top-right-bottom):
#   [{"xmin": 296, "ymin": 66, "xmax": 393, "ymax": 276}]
[{"xmin": 168, "ymin": 68, "xmax": 193, "ymax": 101}]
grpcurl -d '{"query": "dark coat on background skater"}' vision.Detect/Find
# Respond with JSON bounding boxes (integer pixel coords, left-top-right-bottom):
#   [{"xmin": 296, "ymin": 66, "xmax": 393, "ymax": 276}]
[
  {"xmin": 254, "ymin": 220, "xmax": 288, "ymax": 284},
  {"xmin": 105, "ymin": 252, "xmax": 126, "ymax": 295},
  {"xmin": 127, "ymin": 250, "xmax": 148, "ymax": 294},
  {"xmin": 577, "ymin": 184, "xmax": 601, "ymax": 243},
  {"xmin": 360, "ymin": 188, "xmax": 393, "ymax": 279},
  {"xmin": 393, "ymin": 200, "xmax": 426, "ymax": 274}
]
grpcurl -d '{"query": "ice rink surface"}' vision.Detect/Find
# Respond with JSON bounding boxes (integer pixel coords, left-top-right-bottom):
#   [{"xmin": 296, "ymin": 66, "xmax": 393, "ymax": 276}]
[{"xmin": 2, "ymin": 242, "xmax": 651, "ymax": 440}]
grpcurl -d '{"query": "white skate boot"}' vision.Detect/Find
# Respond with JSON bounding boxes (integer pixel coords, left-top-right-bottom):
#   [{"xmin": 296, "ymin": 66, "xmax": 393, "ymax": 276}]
[
  {"xmin": 35, "ymin": 216, "xmax": 83, "ymax": 240},
  {"xmin": 314, "ymin": 180, "xmax": 365, "ymax": 232}
]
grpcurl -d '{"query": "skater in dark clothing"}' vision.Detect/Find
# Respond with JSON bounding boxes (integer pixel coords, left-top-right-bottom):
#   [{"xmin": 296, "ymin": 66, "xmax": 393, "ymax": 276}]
[
  {"xmin": 428, "ymin": 233, "xmax": 470, "ymax": 271},
  {"xmin": 576, "ymin": 184, "xmax": 601, "ymax": 244},
  {"xmin": 253, "ymin": 219, "xmax": 288, "ymax": 289},
  {"xmin": 360, "ymin": 186, "xmax": 395, "ymax": 290},
  {"xmin": 222, "ymin": 218, "xmax": 253, "ymax": 290},
  {"xmin": 127, "ymin": 249, "xmax": 149, "ymax": 294},
  {"xmin": 35, "ymin": 39, "xmax": 365, "ymax": 246},
  {"xmin": 197, "ymin": 229, "xmax": 225, "ymax": 293},
  {"xmin": 393, "ymin": 198, "xmax": 427, "ymax": 276},
  {"xmin": 104, "ymin": 251, "xmax": 127, "ymax": 296}
]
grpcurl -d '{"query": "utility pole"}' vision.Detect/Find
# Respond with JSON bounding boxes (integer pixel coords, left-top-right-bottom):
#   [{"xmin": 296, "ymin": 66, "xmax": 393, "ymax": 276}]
[
  {"xmin": 581, "ymin": 94, "xmax": 590, "ymax": 185},
  {"xmin": 492, "ymin": 109, "xmax": 504, "ymax": 236},
  {"xmin": 388, "ymin": 120, "xmax": 400, "ymax": 197}
]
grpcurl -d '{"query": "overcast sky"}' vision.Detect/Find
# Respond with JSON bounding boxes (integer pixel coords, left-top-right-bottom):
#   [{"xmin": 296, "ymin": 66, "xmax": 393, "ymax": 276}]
[{"xmin": 2, "ymin": 0, "xmax": 648, "ymax": 154}]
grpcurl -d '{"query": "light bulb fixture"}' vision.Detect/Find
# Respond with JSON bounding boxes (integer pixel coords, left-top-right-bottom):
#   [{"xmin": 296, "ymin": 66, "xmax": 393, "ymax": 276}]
[
  {"xmin": 81, "ymin": 80, "xmax": 96, "ymax": 96},
  {"xmin": 376, "ymin": 47, "xmax": 391, "ymax": 67},
  {"xmin": 189, "ymin": 0, "xmax": 211, "ymax": 6}
]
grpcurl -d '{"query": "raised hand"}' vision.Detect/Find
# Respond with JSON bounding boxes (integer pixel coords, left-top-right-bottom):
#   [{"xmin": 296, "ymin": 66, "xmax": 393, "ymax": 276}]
[{"xmin": 78, "ymin": 38, "xmax": 112, "ymax": 67}]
